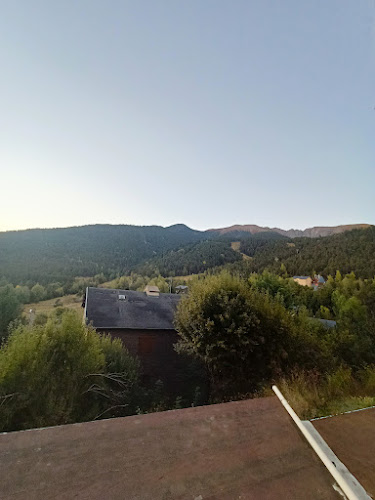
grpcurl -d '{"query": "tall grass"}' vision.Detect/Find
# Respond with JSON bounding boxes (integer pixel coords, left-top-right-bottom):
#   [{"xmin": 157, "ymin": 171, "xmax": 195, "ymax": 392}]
[{"xmin": 274, "ymin": 366, "xmax": 375, "ymax": 419}]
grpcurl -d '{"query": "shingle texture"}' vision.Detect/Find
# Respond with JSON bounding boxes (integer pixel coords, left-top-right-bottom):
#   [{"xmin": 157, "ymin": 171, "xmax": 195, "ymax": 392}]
[{"xmin": 85, "ymin": 287, "xmax": 181, "ymax": 329}]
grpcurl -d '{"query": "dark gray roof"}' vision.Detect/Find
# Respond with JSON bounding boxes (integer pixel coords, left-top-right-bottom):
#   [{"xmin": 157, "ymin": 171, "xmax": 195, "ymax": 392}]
[
  {"xmin": 316, "ymin": 318, "xmax": 337, "ymax": 328},
  {"xmin": 293, "ymin": 276, "xmax": 311, "ymax": 280},
  {"xmin": 85, "ymin": 287, "xmax": 181, "ymax": 330},
  {"xmin": 309, "ymin": 318, "xmax": 337, "ymax": 329}
]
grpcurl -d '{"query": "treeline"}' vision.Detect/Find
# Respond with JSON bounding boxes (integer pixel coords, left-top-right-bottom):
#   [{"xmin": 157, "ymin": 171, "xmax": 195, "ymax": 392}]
[
  {"xmin": 238, "ymin": 226, "xmax": 375, "ymax": 278},
  {"xmin": 0, "ymin": 273, "xmax": 107, "ymax": 310},
  {"xmin": 1, "ymin": 225, "xmax": 374, "ymax": 294}
]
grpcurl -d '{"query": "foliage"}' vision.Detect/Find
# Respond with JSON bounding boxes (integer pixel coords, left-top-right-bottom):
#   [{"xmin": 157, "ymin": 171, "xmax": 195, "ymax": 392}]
[
  {"xmin": 136, "ymin": 240, "xmax": 241, "ymax": 277},
  {"xmin": 239, "ymin": 227, "xmax": 375, "ymax": 279},
  {"xmin": 175, "ymin": 273, "xmax": 324, "ymax": 396},
  {"xmin": 99, "ymin": 335, "xmax": 139, "ymax": 378},
  {"xmin": 0, "ymin": 224, "xmax": 205, "ymax": 287},
  {"xmin": 30, "ymin": 283, "xmax": 46, "ymax": 303},
  {"xmin": 275, "ymin": 366, "xmax": 375, "ymax": 419},
  {"xmin": 84, "ymin": 336, "xmax": 140, "ymax": 419},
  {"xmin": 0, "ymin": 285, "xmax": 22, "ymax": 341},
  {"xmin": 1, "ymin": 226, "xmax": 374, "ymax": 303},
  {"xmin": 239, "ymin": 233, "xmax": 287, "ymax": 257},
  {"xmin": 0, "ymin": 311, "xmax": 139, "ymax": 432},
  {"xmin": 248, "ymin": 271, "xmax": 315, "ymax": 310},
  {"xmin": 14, "ymin": 285, "xmax": 30, "ymax": 303}
]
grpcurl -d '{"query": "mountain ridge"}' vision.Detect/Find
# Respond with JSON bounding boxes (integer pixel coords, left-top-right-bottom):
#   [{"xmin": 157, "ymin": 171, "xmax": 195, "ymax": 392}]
[
  {"xmin": 208, "ymin": 223, "xmax": 371, "ymax": 238},
  {"xmin": 0, "ymin": 222, "xmax": 371, "ymax": 238},
  {"xmin": 0, "ymin": 222, "xmax": 373, "ymax": 287}
]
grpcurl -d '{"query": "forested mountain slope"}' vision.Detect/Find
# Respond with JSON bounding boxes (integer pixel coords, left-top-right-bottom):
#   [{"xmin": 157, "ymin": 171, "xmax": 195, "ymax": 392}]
[
  {"xmin": 239, "ymin": 226, "xmax": 375, "ymax": 278},
  {"xmin": 0, "ymin": 224, "xmax": 205, "ymax": 285},
  {"xmin": 136, "ymin": 240, "xmax": 242, "ymax": 276},
  {"xmin": 135, "ymin": 232, "xmax": 288, "ymax": 277},
  {"xmin": 0, "ymin": 223, "xmax": 373, "ymax": 287}
]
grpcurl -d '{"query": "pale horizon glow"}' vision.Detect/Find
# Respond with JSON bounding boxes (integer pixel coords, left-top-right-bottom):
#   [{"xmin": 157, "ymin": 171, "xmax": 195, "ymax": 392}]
[{"xmin": 1, "ymin": 1, "xmax": 374, "ymax": 232}]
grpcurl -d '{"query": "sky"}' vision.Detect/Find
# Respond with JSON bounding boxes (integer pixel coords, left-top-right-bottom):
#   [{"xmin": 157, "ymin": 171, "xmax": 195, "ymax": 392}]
[{"xmin": 0, "ymin": 1, "xmax": 374, "ymax": 232}]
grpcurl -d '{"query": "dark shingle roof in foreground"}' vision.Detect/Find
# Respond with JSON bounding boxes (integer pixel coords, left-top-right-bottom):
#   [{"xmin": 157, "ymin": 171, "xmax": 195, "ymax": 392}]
[
  {"xmin": 85, "ymin": 287, "xmax": 181, "ymax": 329},
  {"xmin": 0, "ymin": 397, "xmax": 341, "ymax": 500}
]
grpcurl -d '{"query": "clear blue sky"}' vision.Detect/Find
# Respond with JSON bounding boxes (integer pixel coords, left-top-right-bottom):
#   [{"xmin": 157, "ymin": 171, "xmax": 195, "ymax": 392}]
[{"xmin": 1, "ymin": 1, "xmax": 374, "ymax": 232}]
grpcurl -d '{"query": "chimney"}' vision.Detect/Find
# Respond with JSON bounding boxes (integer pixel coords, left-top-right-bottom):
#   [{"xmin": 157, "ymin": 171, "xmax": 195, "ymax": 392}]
[{"xmin": 144, "ymin": 285, "xmax": 160, "ymax": 297}]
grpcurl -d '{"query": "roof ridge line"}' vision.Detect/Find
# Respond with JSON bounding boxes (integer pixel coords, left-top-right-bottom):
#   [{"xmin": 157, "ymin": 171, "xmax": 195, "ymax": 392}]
[{"xmin": 309, "ymin": 404, "xmax": 375, "ymax": 422}]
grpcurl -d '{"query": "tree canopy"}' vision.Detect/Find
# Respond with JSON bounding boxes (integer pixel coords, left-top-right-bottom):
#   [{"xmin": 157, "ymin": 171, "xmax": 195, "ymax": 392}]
[
  {"xmin": 239, "ymin": 227, "xmax": 375, "ymax": 278},
  {"xmin": 174, "ymin": 273, "xmax": 325, "ymax": 396}
]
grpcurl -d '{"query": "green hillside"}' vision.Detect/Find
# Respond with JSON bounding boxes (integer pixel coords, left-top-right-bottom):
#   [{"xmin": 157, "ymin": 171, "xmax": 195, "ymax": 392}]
[
  {"xmin": 136, "ymin": 240, "xmax": 242, "ymax": 276},
  {"xmin": 239, "ymin": 226, "xmax": 375, "ymax": 278},
  {"xmin": 1, "ymin": 224, "xmax": 374, "ymax": 292},
  {"xmin": 0, "ymin": 224, "xmax": 205, "ymax": 285}
]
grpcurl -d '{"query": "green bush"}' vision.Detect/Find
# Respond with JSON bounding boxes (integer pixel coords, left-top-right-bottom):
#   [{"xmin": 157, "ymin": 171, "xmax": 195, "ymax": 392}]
[
  {"xmin": 89, "ymin": 335, "xmax": 141, "ymax": 419},
  {"xmin": 175, "ymin": 272, "xmax": 323, "ymax": 397},
  {"xmin": 0, "ymin": 311, "xmax": 139, "ymax": 432}
]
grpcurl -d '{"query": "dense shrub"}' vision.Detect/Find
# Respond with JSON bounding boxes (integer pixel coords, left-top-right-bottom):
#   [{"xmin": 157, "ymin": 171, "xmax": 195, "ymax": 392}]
[
  {"xmin": 0, "ymin": 311, "xmax": 139, "ymax": 432},
  {"xmin": 175, "ymin": 272, "xmax": 327, "ymax": 397}
]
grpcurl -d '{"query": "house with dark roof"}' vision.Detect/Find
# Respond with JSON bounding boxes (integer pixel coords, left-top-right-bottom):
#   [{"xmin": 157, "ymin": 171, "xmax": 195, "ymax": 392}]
[{"xmin": 84, "ymin": 287, "xmax": 183, "ymax": 388}]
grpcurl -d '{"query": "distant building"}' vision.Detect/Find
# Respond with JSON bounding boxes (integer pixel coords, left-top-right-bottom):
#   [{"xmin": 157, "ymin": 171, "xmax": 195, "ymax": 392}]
[
  {"xmin": 84, "ymin": 287, "xmax": 183, "ymax": 388},
  {"xmin": 316, "ymin": 318, "xmax": 337, "ymax": 329},
  {"xmin": 293, "ymin": 275, "xmax": 326, "ymax": 290},
  {"xmin": 175, "ymin": 285, "xmax": 188, "ymax": 294},
  {"xmin": 312, "ymin": 275, "xmax": 326, "ymax": 291},
  {"xmin": 293, "ymin": 276, "xmax": 313, "ymax": 287}
]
